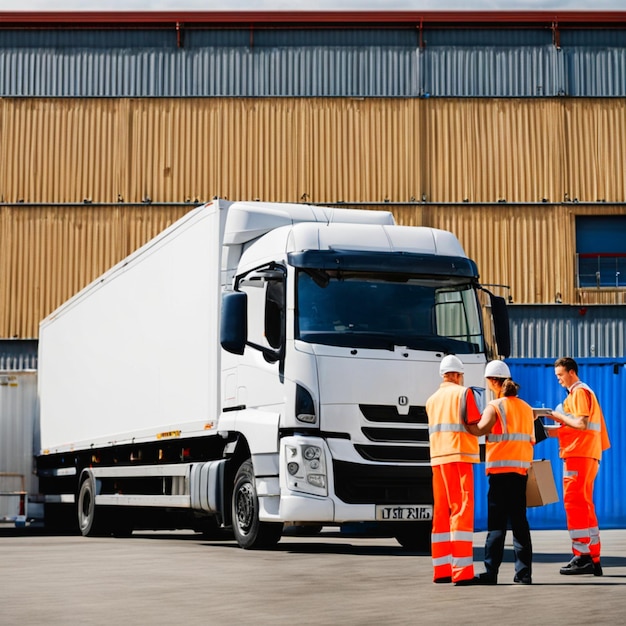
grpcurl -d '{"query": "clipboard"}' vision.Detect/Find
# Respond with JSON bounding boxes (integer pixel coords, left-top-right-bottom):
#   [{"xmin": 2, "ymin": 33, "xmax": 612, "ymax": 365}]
[
  {"xmin": 534, "ymin": 418, "xmax": 548, "ymax": 443},
  {"xmin": 532, "ymin": 408, "xmax": 552, "ymax": 444}
]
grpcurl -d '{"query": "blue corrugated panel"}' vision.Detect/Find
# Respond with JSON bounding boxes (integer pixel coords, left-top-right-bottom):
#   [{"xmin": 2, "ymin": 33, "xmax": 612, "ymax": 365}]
[
  {"xmin": 424, "ymin": 46, "xmax": 563, "ymax": 97},
  {"xmin": 565, "ymin": 47, "xmax": 626, "ymax": 96},
  {"xmin": 0, "ymin": 340, "xmax": 38, "ymax": 371},
  {"xmin": 508, "ymin": 305, "xmax": 626, "ymax": 359},
  {"xmin": 0, "ymin": 46, "xmax": 421, "ymax": 97},
  {"xmin": 474, "ymin": 358, "xmax": 625, "ymax": 531},
  {"xmin": 1, "ymin": 39, "xmax": 626, "ymax": 96}
]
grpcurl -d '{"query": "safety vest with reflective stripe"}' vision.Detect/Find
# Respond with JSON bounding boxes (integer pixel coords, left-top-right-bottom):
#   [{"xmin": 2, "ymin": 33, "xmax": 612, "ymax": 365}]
[
  {"xmin": 426, "ymin": 382, "xmax": 480, "ymax": 466},
  {"xmin": 484, "ymin": 396, "xmax": 534, "ymax": 475},
  {"xmin": 559, "ymin": 381, "xmax": 610, "ymax": 461}
]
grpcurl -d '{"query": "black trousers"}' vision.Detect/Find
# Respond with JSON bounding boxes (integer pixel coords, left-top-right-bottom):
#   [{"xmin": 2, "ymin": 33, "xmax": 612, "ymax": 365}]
[{"xmin": 483, "ymin": 472, "xmax": 533, "ymax": 581}]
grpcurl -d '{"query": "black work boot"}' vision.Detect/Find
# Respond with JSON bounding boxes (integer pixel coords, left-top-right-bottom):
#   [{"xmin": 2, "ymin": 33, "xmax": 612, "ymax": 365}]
[{"xmin": 559, "ymin": 555, "xmax": 594, "ymax": 575}]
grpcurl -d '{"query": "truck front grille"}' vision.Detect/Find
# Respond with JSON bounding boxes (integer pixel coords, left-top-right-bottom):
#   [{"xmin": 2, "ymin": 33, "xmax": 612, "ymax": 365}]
[
  {"xmin": 357, "ymin": 404, "xmax": 430, "ymax": 462},
  {"xmin": 333, "ymin": 460, "xmax": 433, "ymax": 505},
  {"xmin": 359, "ymin": 404, "xmax": 427, "ymax": 424},
  {"xmin": 354, "ymin": 444, "xmax": 430, "ymax": 463}
]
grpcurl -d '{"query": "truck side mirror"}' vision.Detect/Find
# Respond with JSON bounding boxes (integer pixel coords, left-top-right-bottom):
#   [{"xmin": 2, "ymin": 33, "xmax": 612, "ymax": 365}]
[
  {"xmin": 490, "ymin": 294, "xmax": 511, "ymax": 358},
  {"xmin": 221, "ymin": 291, "xmax": 248, "ymax": 355}
]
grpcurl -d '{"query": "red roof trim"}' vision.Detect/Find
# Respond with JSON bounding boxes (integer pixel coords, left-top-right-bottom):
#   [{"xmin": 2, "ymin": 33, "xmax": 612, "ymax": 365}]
[{"xmin": 0, "ymin": 11, "xmax": 624, "ymax": 28}]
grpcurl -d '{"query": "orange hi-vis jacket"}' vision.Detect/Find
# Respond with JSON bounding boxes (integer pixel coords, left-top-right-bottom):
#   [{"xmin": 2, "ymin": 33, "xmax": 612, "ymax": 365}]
[
  {"xmin": 426, "ymin": 382, "xmax": 480, "ymax": 466},
  {"xmin": 484, "ymin": 396, "xmax": 535, "ymax": 475},
  {"xmin": 559, "ymin": 381, "xmax": 610, "ymax": 461}
]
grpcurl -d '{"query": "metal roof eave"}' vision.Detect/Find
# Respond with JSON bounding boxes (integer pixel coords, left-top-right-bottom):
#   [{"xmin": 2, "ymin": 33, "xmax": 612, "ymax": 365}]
[{"xmin": 0, "ymin": 11, "xmax": 625, "ymax": 30}]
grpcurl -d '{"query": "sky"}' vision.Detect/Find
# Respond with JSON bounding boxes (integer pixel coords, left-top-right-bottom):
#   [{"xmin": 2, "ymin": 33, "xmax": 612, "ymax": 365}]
[{"xmin": 0, "ymin": 1, "xmax": 624, "ymax": 11}]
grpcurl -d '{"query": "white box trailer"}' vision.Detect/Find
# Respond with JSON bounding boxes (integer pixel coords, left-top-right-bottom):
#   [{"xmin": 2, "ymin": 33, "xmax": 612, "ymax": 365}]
[{"xmin": 37, "ymin": 200, "xmax": 510, "ymax": 549}]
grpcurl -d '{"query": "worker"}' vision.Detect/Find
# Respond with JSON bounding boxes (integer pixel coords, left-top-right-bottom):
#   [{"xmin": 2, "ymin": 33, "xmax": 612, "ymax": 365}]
[
  {"xmin": 425, "ymin": 354, "xmax": 482, "ymax": 586},
  {"xmin": 546, "ymin": 357, "xmax": 610, "ymax": 576},
  {"xmin": 466, "ymin": 360, "xmax": 535, "ymax": 585}
]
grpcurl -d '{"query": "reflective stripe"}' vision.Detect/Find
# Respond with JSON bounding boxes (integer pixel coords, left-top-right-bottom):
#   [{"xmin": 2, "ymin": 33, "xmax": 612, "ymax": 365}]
[
  {"xmin": 564, "ymin": 469, "xmax": 578, "ymax": 478},
  {"xmin": 426, "ymin": 382, "xmax": 480, "ymax": 463},
  {"xmin": 460, "ymin": 453, "xmax": 480, "ymax": 461},
  {"xmin": 432, "ymin": 532, "xmax": 451, "ymax": 543},
  {"xmin": 587, "ymin": 422, "xmax": 601, "ymax": 432},
  {"xmin": 570, "ymin": 528, "xmax": 591, "ymax": 539},
  {"xmin": 486, "ymin": 459, "xmax": 531, "ymax": 470},
  {"xmin": 429, "ymin": 423, "xmax": 467, "ymax": 434},
  {"xmin": 484, "ymin": 396, "xmax": 534, "ymax": 474},
  {"xmin": 572, "ymin": 540, "xmax": 591, "ymax": 554},
  {"xmin": 451, "ymin": 530, "xmax": 473, "ymax": 542},
  {"xmin": 432, "ymin": 555, "xmax": 452, "ymax": 567},
  {"xmin": 486, "ymin": 433, "xmax": 533, "ymax": 443},
  {"xmin": 452, "ymin": 556, "xmax": 474, "ymax": 568}
]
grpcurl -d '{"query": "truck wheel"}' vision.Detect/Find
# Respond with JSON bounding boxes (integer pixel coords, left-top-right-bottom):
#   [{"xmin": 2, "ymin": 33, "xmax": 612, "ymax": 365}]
[
  {"xmin": 231, "ymin": 459, "xmax": 282, "ymax": 550},
  {"xmin": 77, "ymin": 475, "xmax": 108, "ymax": 537}
]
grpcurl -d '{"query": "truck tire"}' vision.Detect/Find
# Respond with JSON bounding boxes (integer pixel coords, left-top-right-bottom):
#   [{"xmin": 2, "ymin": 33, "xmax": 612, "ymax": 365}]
[
  {"xmin": 77, "ymin": 474, "xmax": 108, "ymax": 537},
  {"xmin": 231, "ymin": 460, "xmax": 282, "ymax": 550}
]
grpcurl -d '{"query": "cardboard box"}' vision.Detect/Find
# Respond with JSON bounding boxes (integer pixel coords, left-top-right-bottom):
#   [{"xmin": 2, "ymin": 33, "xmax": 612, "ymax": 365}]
[{"xmin": 526, "ymin": 459, "xmax": 559, "ymax": 507}]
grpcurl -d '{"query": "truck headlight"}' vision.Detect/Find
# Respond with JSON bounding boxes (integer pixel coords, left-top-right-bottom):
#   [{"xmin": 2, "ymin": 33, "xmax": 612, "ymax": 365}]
[
  {"xmin": 303, "ymin": 445, "xmax": 321, "ymax": 460},
  {"xmin": 307, "ymin": 474, "xmax": 326, "ymax": 489},
  {"xmin": 281, "ymin": 439, "xmax": 328, "ymax": 496}
]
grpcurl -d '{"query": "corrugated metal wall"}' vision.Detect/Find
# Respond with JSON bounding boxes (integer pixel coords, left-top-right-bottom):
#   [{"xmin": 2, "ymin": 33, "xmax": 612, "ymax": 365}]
[
  {"xmin": 1, "ymin": 42, "xmax": 626, "ymax": 97},
  {"xmin": 0, "ymin": 371, "xmax": 38, "ymax": 521},
  {"xmin": 474, "ymin": 358, "xmax": 625, "ymax": 530},
  {"xmin": 508, "ymin": 305, "xmax": 626, "ymax": 358},
  {"xmin": 1, "ymin": 97, "xmax": 625, "ymax": 205}
]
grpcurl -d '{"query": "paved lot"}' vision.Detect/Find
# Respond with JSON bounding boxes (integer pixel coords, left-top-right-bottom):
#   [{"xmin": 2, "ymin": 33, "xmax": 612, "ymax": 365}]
[{"xmin": 1, "ymin": 526, "xmax": 625, "ymax": 625}]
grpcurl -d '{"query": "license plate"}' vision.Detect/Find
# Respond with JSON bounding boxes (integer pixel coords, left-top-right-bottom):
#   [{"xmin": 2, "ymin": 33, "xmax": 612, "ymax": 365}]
[{"xmin": 375, "ymin": 504, "xmax": 433, "ymax": 521}]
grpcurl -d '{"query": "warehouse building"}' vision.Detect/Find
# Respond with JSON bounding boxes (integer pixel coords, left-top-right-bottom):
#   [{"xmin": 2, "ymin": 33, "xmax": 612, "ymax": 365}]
[{"xmin": 0, "ymin": 11, "xmax": 624, "ymax": 528}]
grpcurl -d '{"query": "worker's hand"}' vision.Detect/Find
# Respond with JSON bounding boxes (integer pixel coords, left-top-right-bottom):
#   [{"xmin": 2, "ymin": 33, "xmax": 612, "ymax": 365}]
[{"xmin": 547, "ymin": 411, "xmax": 565, "ymax": 424}]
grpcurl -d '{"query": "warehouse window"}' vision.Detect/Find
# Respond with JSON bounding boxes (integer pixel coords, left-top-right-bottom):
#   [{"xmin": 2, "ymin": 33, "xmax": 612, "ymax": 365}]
[{"xmin": 576, "ymin": 216, "xmax": 626, "ymax": 288}]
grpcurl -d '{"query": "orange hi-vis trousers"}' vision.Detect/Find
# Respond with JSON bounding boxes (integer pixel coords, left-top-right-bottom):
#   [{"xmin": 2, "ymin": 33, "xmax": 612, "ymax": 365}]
[
  {"xmin": 431, "ymin": 462, "xmax": 475, "ymax": 583},
  {"xmin": 563, "ymin": 457, "xmax": 601, "ymax": 562}
]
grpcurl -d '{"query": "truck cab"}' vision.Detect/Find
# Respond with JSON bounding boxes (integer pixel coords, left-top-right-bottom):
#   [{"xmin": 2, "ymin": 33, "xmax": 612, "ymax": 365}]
[{"xmin": 219, "ymin": 204, "xmax": 509, "ymax": 548}]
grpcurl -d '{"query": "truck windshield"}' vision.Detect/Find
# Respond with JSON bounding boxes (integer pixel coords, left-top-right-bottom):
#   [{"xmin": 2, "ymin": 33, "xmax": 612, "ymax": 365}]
[{"xmin": 296, "ymin": 269, "xmax": 484, "ymax": 353}]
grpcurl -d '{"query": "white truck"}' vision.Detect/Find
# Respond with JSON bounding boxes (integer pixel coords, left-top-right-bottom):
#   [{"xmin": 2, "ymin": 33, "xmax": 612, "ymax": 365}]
[{"xmin": 37, "ymin": 200, "xmax": 510, "ymax": 549}]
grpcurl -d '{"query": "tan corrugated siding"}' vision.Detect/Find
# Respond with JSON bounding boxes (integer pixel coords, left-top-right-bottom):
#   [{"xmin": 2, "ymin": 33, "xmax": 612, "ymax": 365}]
[
  {"xmin": 423, "ymin": 99, "xmax": 567, "ymax": 203},
  {"xmin": 1, "ymin": 97, "xmax": 625, "ymax": 204},
  {"xmin": 0, "ymin": 205, "xmax": 192, "ymax": 338},
  {"xmin": 0, "ymin": 97, "xmax": 426, "ymax": 204},
  {"xmin": 563, "ymin": 99, "xmax": 626, "ymax": 203},
  {"xmin": 0, "ymin": 99, "xmax": 122, "ymax": 204}
]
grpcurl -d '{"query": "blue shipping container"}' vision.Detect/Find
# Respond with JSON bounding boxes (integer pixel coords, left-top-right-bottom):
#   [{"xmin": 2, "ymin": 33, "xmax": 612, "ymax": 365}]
[{"xmin": 474, "ymin": 358, "xmax": 625, "ymax": 531}]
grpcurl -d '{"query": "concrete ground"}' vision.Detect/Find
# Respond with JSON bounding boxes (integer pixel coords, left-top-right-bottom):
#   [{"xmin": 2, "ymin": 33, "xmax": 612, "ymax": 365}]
[{"xmin": 0, "ymin": 526, "xmax": 625, "ymax": 625}]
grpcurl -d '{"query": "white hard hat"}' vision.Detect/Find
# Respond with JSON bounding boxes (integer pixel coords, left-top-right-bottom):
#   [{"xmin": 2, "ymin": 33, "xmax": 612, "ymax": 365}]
[
  {"xmin": 439, "ymin": 355, "xmax": 464, "ymax": 375},
  {"xmin": 484, "ymin": 360, "xmax": 511, "ymax": 379}
]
